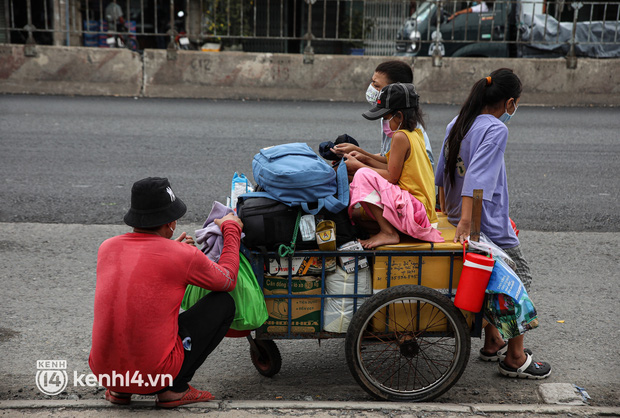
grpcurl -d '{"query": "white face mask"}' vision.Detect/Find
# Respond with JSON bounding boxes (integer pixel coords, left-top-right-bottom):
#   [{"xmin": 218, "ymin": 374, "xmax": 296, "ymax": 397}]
[{"xmin": 366, "ymin": 83, "xmax": 380, "ymax": 105}]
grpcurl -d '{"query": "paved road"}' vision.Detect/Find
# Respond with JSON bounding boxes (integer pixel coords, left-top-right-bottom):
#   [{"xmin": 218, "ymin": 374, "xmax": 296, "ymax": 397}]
[
  {"xmin": 0, "ymin": 95, "xmax": 619, "ymax": 408},
  {"xmin": 1, "ymin": 95, "xmax": 618, "ymax": 230}
]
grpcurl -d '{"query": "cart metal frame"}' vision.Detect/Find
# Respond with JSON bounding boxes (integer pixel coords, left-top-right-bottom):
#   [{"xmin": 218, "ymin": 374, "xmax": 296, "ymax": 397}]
[{"xmin": 241, "ymin": 243, "xmax": 483, "ymax": 401}]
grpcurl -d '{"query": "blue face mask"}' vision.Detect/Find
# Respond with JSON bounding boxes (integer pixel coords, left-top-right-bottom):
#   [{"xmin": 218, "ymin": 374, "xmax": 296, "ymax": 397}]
[{"xmin": 499, "ymin": 100, "xmax": 518, "ymax": 124}]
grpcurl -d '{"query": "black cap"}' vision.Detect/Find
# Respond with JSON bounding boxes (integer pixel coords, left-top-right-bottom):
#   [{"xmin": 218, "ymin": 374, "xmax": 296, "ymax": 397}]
[
  {"xmin": 362, "ymin": 83, "xmax": 420, "ymax": 120},
  {"xmin": 123, "ymin": 177, "xmax": 187, "ymax": 228}
]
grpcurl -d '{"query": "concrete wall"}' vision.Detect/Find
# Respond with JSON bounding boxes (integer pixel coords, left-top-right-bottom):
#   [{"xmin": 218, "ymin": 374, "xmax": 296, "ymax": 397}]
[
  {"xmin": 412, "ymin": 57, "xmax": 620, "ymax": 106},
  {"xmin": 142, "ymin": 50, "xmax": 390, "ymax": 101},
  {"xmin": 0, "ymin": 45, "xmax": 142, "ymax": 97},
  {"xmin": 1, "ymin": 44, "xmax": 619, "ymax": 106}
]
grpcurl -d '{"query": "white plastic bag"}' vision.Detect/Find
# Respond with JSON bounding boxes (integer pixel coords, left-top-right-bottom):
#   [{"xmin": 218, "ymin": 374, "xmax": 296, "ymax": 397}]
[
  {"xmin": 323, "ymin": 266, "xmax": 372, "ymax": 333},
  {"xmin": 467, "ymin": 233, "xmax": 516, "ymax": 270}
]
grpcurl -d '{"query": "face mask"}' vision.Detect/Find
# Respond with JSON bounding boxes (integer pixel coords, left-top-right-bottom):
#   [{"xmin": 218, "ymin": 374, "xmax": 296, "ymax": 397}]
[
  {"xmin": 499, "ymin": 101, "xmax": 518, "ymax": 124},
  {"xmin": 366, "ymin": 83, "xmax": 380, "ymax": 105},
  {"xmin": 382, "ymin": 114, "xmax": 401, "ymax": 138}
]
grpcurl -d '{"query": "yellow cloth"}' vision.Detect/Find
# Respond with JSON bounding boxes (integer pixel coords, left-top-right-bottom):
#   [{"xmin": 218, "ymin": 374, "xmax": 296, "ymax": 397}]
[{"xmin": 386, "ymin": 128, "xmax": 438, "ymax": 224}]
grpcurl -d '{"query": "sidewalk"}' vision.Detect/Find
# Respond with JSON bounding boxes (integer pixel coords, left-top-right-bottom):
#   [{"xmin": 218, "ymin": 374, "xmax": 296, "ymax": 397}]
[
  {"xmin": 1, "ymin": 399, "xmax": 619, "ymax": 417},
  {"xmin": 1, "ymin": 224, "xmax": 619, "ymax": 411}
]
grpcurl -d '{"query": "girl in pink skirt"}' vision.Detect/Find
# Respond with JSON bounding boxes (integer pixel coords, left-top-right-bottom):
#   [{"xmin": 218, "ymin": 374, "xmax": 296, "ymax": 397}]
[{"xmin": 342, "ymin": 83, "xmax": 443, "ymax": 248}]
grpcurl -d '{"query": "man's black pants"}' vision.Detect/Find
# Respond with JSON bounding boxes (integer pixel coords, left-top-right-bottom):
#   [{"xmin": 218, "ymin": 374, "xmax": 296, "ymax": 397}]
[{"xmin": 166, "ymin": 291, "xmax": 235, "ymax": 393}]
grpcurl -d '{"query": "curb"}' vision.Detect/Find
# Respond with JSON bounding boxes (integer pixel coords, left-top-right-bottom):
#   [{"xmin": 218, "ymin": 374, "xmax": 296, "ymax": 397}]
[{"xmin": 0, "ymin": 399, "xmax": 618, "ymax": 416}]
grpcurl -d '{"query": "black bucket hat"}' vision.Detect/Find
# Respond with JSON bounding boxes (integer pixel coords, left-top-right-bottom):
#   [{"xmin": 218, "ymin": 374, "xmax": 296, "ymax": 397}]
[
  {"xmin": 362, "ymin": 83, "xmax": 420, "ymax": 121},
  {"xmin": 123, "ymin": 177, "xmax": 187, "ymax": 228}
]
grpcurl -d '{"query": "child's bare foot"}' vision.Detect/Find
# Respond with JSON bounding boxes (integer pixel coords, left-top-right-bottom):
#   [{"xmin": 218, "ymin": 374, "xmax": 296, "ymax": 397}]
[{"xmin": 359, "ymin": 230, "xmax": 400, "ymax": 249}]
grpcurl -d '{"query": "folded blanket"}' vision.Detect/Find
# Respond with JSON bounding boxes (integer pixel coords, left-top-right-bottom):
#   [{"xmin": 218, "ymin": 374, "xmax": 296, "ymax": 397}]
[{"xmin": 195, "ymin": 201, "xmax": 244, "ymax": 262}]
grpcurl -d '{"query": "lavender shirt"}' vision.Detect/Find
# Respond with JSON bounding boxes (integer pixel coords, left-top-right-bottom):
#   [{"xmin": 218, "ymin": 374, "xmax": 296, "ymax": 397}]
[{"xmin": 435, "ymin": 114, "xmax": 519, "ymax": 248}]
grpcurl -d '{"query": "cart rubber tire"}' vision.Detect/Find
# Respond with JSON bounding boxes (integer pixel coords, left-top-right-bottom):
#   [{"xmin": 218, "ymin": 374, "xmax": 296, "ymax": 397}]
[
  {"xmin": 345, "ymin": 285, "xmax": 470, "ymax": 402},
  {"xmin": 250, "ymin": 339, "xmax": 282, "ymax": 377}
]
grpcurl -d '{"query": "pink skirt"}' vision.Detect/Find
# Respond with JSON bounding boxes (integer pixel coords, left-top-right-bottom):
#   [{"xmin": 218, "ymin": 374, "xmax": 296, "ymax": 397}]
[{"xmin": 349, "ymin": 168, "xmax": 444, "ymax": 243}]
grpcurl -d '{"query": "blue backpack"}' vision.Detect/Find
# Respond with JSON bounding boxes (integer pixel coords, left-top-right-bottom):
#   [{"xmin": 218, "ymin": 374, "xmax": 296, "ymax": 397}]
[{"xmin": 247, "ymin": 142, "xmax": 349, "ymax": 215}]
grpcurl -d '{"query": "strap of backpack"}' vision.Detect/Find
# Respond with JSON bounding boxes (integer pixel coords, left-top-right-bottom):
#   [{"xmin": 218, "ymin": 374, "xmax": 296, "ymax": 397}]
[
  {"xmin": 238, "ymin": 191, "xmax": 274, "ymax": 202},
  {"xmin": 322, "ymin": 159, "xmax": 349, "ymax": 213},
  {"xmin": 300, "ymin": 200, "xmax": 324, "ymax": 215}
]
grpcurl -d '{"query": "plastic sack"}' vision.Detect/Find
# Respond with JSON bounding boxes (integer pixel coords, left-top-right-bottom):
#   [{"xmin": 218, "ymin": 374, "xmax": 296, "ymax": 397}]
[
  {"xmin": 483, "ymin": 257, "xmax": 539, "ymax": 339},
  {"xmin": 181, "ymin": 253, "xmax": 268, "ymax": 331},
  {"xmin": 467, "ymin": 233, "xmax": 516, "ymax": 270},
  {"xmin": 323, "ymin": 266, "xmax": 372, "ymax": 333}
]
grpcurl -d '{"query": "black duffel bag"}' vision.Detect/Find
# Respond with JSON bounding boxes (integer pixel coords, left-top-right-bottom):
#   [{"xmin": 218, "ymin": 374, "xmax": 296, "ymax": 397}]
[
  {"xmin": 237, "ymin": 196, "xmax": 316, "ymax": 251},
  {"xmin": 238, "ymin": 196, "xmax": 362, "ymax": 252}
]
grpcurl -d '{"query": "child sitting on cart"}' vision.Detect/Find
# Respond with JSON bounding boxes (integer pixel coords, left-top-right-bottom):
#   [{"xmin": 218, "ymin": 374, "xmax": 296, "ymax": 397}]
[{"xmin": 344, "ymin": 83, "xmax": 443, "ymax": 248}]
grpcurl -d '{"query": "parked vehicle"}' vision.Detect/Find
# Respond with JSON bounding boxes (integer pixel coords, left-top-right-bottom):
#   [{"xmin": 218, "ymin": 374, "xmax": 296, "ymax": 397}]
[
  {"xmin": 105, "ymin": 22, "xmax": 139, "ymax": 52},
  {"xmin": 395, "ymin": 0, "xmax": 620, "ymax": 58},
  {"xmin": 395, "ymin": 1, "xmax": 515, "ymax": 57}
]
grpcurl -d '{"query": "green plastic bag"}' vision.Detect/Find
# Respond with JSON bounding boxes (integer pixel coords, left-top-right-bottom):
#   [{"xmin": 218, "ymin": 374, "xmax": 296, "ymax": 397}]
[{"xmin": 181, "ymin": 253, "xmax": 268, "ymax": 331}]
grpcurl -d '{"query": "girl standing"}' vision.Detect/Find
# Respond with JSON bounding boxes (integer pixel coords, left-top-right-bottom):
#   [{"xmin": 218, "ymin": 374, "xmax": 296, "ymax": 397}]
[
  {"xmin": 345, "ymin": 83, "xmax": 443, "ymax": 248},
  {"xmin": 435, "ymin": 68, "xmax": 551, "ymax": 379}
]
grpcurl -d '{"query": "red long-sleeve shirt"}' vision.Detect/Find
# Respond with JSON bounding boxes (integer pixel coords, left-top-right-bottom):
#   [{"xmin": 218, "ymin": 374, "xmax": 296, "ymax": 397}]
[{"xmin": 89, "ymin": 221, "xmax": 241, "ymax": 393}]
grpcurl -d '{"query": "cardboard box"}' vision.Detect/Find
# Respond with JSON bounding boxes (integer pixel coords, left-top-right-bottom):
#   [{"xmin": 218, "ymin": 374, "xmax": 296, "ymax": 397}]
[
  {"xmin": 267, "ymin": 256, "xmax": 315, "ymax": 276},
  {"xmin": 260, "ymin": 275, "xmax": 322, "ymax": 334},
  {"xmin": 370, "ymin": 300, "xmax": 474, "ymax": 333},
  {"xmin": 267, "ymin": 255, "xmax": 338, "ymax": 276},
  {"xmin": 373, "ymin": 253, "xmax": 464, "ymax": 294},
  {"xmin": 369, "ymin": 214, "xmax": 477, "ymax": 332},
  {"xmin": 372, "ymin": 252, "xmax": 475, "ymax": 332},
  {"xmin": 337, "ymin": 240, "xmax": 368, "ymax": 273}
]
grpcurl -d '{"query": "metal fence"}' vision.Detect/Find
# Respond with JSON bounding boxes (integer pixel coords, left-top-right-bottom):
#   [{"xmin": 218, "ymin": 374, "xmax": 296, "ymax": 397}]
[{"xmin": 1, "ymin": 0, "xmax": 619, "ymax": 62}]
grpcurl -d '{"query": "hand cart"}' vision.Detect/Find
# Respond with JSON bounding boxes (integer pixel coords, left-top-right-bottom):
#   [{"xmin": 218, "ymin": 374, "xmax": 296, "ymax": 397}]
[{"xmin": 239, "ymin": 210, "xmax": 484, "ymax": 402}]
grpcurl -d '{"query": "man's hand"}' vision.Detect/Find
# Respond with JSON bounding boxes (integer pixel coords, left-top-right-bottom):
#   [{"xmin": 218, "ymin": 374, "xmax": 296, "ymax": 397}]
[
  {"xmin": 175, "ymin": 232, "xmax": 195, "ymax": 246},
  {"xmin": 215, "ymin": 213, "xmax": 244, "ymax": 229}
]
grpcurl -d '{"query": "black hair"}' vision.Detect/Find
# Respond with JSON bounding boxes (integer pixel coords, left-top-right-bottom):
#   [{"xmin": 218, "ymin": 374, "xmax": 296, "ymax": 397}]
[
  {"xmin": 392, "ymin": 106, "xmax": 426, "ymax": 132},
  {"xmin": 375, "ymin": 60, "xmax": 413, "ymax": 84},
  {"xmin": 445, "ymin": 68, "xmax": 522, "ymax": 185}
]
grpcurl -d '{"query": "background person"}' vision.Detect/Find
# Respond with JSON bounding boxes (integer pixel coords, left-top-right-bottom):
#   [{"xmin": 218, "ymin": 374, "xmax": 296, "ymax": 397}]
[
  {"xmin": 89, "ymin": 177, "xmax": 244, "ymax": 407},
  {"xmin": 332, "ymin": 60, "xmax": 435, "ymax": 175},
  {"xmin": 448, "ymin": 2, "xmax": 489, "ymax": 20},
  {"xmin": 105, "ymin": 1, "xmax": 126, "ymax": 31},
  {"xmin": 435, "ymin": 68, "xmax": 551, "ymax": 379}
]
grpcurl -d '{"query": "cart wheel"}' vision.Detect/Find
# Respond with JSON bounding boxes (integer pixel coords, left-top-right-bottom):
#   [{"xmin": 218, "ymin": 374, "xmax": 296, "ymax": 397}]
[
  {"xmin": 250, "ymin": 339, "xmax": 282, "ymax": 377},
  {"xmin": 345, "ymin": 285, "xmax": 470, "ymax": 402}
]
